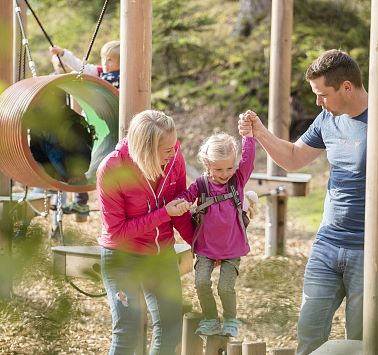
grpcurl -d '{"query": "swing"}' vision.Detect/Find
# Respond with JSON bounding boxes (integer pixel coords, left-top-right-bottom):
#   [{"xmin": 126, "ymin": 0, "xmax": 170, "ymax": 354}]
[
  {"xmin": 0, "ymin": 0, "xmax": 117, "ymax": 193},
  {"xmin": 0, "ymin": 74, "xmax": 119, "ymax": 193}
]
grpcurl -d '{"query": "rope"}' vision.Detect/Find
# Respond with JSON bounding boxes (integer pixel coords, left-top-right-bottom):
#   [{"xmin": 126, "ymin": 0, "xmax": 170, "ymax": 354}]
[
  {"xmin": 14, "ymin": 0, "xmax": 37, "ymax": 77},
  {"xmin": 68, "ymin": 279, "xmax": 107, "ymax": 298},
  {"xmin": 25, "ymin": 199, "xmax": 48, "ymax": 218},
  {"xmin": 17, "ymin": 34, "xmax": 24, "ymax": 81},
  {"xmin": 77, "ymin": 0, "xmax": 110, "ymax": 77},
  {"xmin": 22, "ymin": 0, "xmax": 68, "ymax": 73}
]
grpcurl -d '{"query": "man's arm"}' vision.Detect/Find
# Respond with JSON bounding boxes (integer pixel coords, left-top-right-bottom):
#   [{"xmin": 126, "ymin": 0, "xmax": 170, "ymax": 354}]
[{"xmin": 240, "ymin": 111, "xmax": 324, "ymax": 171}]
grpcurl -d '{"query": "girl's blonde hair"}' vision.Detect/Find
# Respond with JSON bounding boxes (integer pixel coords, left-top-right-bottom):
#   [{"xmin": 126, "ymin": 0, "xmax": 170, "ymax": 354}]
[
  {"xmin": 198, "ymin": 133, "xmax": 239, "ymax": 170},
  {"xmin": 127, "ymin": 110, "xmax": 176, "ymax": 181},
  {"xmin": 101, "ymin": 40, "xmax": 120, "ymax": 60}
]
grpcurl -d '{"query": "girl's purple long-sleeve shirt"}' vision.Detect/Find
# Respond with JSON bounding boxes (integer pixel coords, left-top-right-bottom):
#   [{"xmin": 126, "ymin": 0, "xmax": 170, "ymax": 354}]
[{"xmin": 179, "ymin": 136, "xmax": 256, "ymax": 259}]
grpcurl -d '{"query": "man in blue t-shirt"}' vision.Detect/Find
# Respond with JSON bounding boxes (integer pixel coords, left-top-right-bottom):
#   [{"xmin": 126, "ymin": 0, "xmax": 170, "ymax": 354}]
[{"xmin": 239, "ymin": 49, "xmax": 368, "ymax": 355}]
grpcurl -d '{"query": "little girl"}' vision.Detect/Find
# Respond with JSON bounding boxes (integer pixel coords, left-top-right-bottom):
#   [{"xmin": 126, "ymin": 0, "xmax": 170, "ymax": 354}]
[{"xmin": 179, "ymin": 113, "xmax": 256, "ymax": 337}]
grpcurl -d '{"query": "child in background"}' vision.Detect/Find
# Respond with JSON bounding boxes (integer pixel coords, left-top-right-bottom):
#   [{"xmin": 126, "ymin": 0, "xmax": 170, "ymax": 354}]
[
  {"xmin": 49, "ymin": 40, "xmax": 120, "ymax": 88},
  {"xmin": 178, "ymin": 112, "xmax": 256, "ymax": 337},
  {"xmin": 48, "ymin": 41, "xmax": 120, "ymax": 215}
]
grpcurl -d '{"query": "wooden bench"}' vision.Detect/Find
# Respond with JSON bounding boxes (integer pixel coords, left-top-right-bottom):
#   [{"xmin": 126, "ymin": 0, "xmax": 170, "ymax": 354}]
[
  {"xmin": 246, "ymin": 172, "xmax": 312, "ymax": 197},
  {"xmin": 51, "ymin": 243, "xmax": 193, "ymax": 279}
]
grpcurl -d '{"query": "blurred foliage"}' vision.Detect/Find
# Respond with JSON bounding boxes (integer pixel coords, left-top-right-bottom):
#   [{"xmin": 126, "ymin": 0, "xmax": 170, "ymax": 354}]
[
  {"xmin": 24, "ymin": 0, "xmax": 371, "ymax": 123},
  {"xmin": 292, "ymin": 0, "xmax": 370, "ymax": 117}
]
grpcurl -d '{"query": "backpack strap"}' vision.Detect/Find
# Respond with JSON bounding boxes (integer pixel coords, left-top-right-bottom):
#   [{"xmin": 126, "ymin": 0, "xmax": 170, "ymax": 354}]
[
  {"xmin": 228, "ymin": 175, "xmax": 249, "ymax": 244},
  {"xmin": 196, "ymin": 175, "xmax": 209, "ymax": 212},
  {"xmin": 191, "ymin": 175, "xmax": 208, "ymax": 251},
  {"xmin": 193, "ymin": 174, "xmax": 234, "ymax": 214}
]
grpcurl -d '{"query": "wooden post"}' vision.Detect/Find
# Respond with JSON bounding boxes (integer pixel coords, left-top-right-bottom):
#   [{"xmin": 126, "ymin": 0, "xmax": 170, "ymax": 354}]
[
  {"xmin": 276, "ymin": 195, "xmax": 287, "ymax": 254},
  {"xmin": 265, "ymin": 195, "xmax": 277, "ymax": 256},
  {"xmin": 270, "ymin": 349, "xmax": 295, "ymax": 355},
  {"xmin": 119, "ymin": 0, "xmax": 152, "ymax": 139},
  {"xmin": 227, "ymin": 341, "xmax": 243, "ymax": 355},
  {"xmin": 181, "ymin": 312, "xmax": 203, "ymax": 355},
  {"xmin": 204, "ymin": 336, "xmax": 228, "ymax": 355},
  {"xmin": 119, "ymin": 1, "xmax": 152, "ymax": 353},
  {"xmin": 265, "ymin": 0, "xmax": 293, "ymax": 256},
  {"xmin": 0, "ymin": 0, "xmax": 15, "ymax": 300},
  {"xmin": 0, "ymin": 202, "xmax": 12, "ymax": 300},
  {"xmin": 364, "ymin": 0, "xmax": 378, "ymax": 352},
  {"xmin": 242, "ymin": 341, "xmax": 266, "ymax": 355},
  {"xmin": 0, "ymin": 0, "xmax": 13, "ymax": 194}
]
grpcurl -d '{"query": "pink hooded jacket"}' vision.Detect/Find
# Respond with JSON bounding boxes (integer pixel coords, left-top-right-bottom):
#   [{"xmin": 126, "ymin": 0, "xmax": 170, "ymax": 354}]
[{"xmin": 96, "ymin": 138, "xmax": 193, "ymax": 255}]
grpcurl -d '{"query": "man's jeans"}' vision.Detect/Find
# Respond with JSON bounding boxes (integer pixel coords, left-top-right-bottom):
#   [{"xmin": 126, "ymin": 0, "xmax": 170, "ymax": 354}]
[
  {"xmin": 101, "ymin": 247, "xmax": 183, "ymax": 355},
  {"xmin": 297, "ymin": 239, "xmax": 363, "ymax": 355}
]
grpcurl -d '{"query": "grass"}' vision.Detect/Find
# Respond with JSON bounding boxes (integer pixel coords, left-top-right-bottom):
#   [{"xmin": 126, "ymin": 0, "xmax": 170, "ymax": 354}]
[
  {"xmin": 288, "ymin": 183, "xmax": 326, "ymax": 234},
  {"xmin": 286, "ymin": 153, "xmax": 329, "ymax": 234}
]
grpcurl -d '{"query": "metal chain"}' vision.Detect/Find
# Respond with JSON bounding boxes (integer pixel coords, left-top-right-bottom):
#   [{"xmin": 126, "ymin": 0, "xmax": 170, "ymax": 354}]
[
  {"xmin": 57, "ymin": 191, "xmax": 63, "ymax": 224},
  {"xmin": 23, "ymin": 0, "xmax": 67, "ymax": 73},
  {"xmin": 56, "ymin": 191, "xmax": 65, "ymax": 245},
  {"xmin": 14, "ymin": 1, "xmax": 37, "ymax": 77},
  {"xmin": 77, "ymin": 0, "xmax": 110, "ymax": 78},
  {"xmin": 42, "ymin": 189, "xmax": 49, "ymax": 216}
]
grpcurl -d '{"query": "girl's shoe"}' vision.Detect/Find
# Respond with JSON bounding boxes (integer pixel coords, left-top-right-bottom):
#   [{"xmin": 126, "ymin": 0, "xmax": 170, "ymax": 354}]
[
  {"xmin": 195, "ymin": 319, "xmax": 222, "ymax": 336},
  {"xmin": 222, "ymin": 318, "xmax": 241, "ymax": 337}
]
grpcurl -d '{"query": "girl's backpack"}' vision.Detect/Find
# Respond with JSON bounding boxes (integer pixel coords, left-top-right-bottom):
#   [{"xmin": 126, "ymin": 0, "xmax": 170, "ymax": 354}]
[{"xmin": 191, "ymin": 174, "xmax": 249, "ymax": 250}]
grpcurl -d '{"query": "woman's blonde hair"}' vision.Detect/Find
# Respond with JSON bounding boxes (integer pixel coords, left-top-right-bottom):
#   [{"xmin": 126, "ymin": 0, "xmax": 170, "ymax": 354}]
[
  {"xmin": 101, "ymin": 40, "xmax": 120, "ymax": 61},
  {"xmin": 198, "ymin": 133, "xmax": 239, "ymax": 170},
  {"xmin": 127, "ymin": 110, "xmax": 176, "ymax": 181}
]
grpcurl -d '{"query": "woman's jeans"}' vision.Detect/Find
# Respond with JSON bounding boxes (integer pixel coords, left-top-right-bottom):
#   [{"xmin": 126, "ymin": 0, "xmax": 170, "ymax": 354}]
[
  {"xmin": 194, "ymin": 255, "xmax": 240, "ymax": 319},
  {"xmin": 101, "ymin": 247, "xmax": 183, "ymax": 355},
  {"xmin": 297, "ymin": 239, "xmax": 364, "ymax": 355}
]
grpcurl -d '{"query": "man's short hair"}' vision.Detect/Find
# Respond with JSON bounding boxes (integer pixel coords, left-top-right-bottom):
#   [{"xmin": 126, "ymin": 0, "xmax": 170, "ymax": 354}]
[{"xmin": 305, "ymin": 49, "xmax": 363, "ymax": 89}]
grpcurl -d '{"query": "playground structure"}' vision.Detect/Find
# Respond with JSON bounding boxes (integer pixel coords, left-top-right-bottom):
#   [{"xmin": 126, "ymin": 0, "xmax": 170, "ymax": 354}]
[{"xmin": 0, "ymin": 0, "xmax": 378, "ymax": 354}]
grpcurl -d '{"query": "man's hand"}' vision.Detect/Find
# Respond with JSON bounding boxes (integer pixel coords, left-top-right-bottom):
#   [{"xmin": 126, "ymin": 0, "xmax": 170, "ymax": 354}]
[
  {"xmin": 165, "ymin": 199, "xmax": 191, "ymax": 216},
  {"xmin": 238, "ymin": 111, "xmax": 254, "ymax": 137},
  {"xmin": 238, "ymin": 110, "xmax": 265, "ymax": 139}
]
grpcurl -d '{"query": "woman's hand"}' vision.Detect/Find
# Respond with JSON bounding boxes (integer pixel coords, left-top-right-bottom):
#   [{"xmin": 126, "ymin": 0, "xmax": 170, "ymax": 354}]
[{"xmin": 165, "ymin": 199, "xmax": 191, "ymax": 216}]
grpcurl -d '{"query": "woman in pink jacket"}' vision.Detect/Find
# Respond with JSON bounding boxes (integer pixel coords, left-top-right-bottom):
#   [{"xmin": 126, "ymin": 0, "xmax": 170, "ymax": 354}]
[{"xmin": 97, "ymin": 110, "xmax": 193, "ymax": 355}]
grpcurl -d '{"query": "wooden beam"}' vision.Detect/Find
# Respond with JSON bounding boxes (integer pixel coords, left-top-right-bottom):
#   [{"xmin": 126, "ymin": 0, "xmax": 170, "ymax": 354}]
[
  {"xmin": 0, "ymin": 0, "xmax": 14, "ymax": 300},
  {"xmin": 227, "ymin": 341, "xmax": 242, "ymax": 355},
  {"xmin": 267, "ymin": 0, "xmax": 293, "ymax": 176},
  {"xmin": 51, "ymin": 244, "xmax": 193, "ymax": 279},
  {"xmin": 204, "ymin": 336, "xmax": 228, "ymax": 355},
  {"xmin": 0, "ymin": 0, "xmax": 13, "ymax": 88},
  {"xmin": 364, "ymin": 0, "xmax": 378, "ymax": 352},
  {"xmin": 0, "ymin": 0, "xmax": 13, "ymax": 196},
  {"xmin": 246, "ymin": 172, "xmax": 311, "ymax": 197},
  {"xmin": 241, "ymin": 341, "xmax": 266, "ymax": 355},
  {"xmin": 181, "ymin": 312, "xmax": 203, "ymax": 355},
  {"xmin": 265, "ymin": 0, "xmax": 293, "ymax": 256},
  {"xmin": 119, "ymin": 0, "xmax": 152, "ymax": 139}
]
